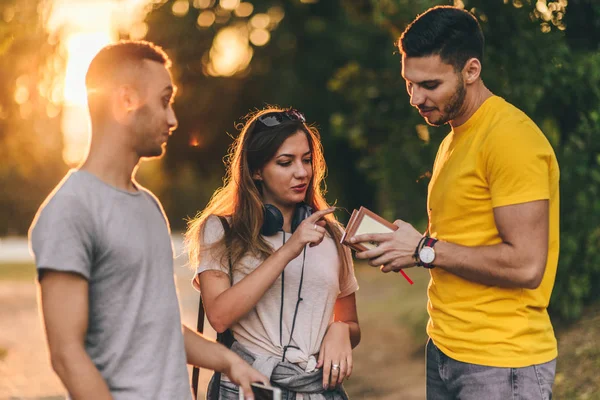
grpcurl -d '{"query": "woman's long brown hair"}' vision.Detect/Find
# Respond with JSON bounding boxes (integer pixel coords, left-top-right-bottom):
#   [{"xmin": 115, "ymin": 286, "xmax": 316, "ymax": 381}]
[{"xmin": 185, "ymin": 107, "xmax": 351, "ymax": 285}]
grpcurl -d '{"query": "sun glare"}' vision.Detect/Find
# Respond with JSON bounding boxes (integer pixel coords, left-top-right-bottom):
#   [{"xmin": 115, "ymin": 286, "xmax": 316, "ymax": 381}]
[
  {"xmin": 63, "ymin": 32, "xmax": 113, "ymax": 106},
  {"xmin": 61, "ymin": 29, "xmax": 114, "ymax": 166},
  {"xmin": 49, "ymin": 0, "xmax": 151, "ymax": 165},
  {"xmin": 61, "ymin": 28, "xmax": 114, "ymax": 166}
]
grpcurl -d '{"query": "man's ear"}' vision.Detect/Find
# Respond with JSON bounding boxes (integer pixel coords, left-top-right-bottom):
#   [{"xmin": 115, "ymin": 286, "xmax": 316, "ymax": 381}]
[
  {"xmin": 112, "ymin": 84, "xmax": 140, "ymax": 122},
  {"xmin": 462, "ymin": 58, "xmax": 482, "ymax": 84}
]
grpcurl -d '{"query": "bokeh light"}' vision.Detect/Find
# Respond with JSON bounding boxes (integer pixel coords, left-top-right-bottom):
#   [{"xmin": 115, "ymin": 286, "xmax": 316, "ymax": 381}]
[
  {"xmin": 234, "ymin": 2, "xmax": 253, "ymax": 18},
  {"xmin": 220, "ymin": 0, "xmax": 240, "ymax": 11},
  {"xmin": 267, "ymin": 6, "xmax": 285, "ymax": 24},
  {"xmin": 197, "ymin": 10, "xmax": 216, "ymax": 27},
  {"xmin": 193, "ymin": 0, "xmax": 212, "ymax": 8},
  {"xmin": 206, "ymin": 25, "xmax": 253, "ymax": 77},
  {"xmin": 249, "ymin": 29, "xmax": 270, "ymax": 46},
  {"xmin": 250, "ymin": 13, "xmax": 270, "ymax": 29},
  {"xmin": 129, "ymin": 21, "xmax": 149, "ymax": 40},
  {"xmin": 172, "ymin": 0, "xmax": 190, "ymax": 17}
]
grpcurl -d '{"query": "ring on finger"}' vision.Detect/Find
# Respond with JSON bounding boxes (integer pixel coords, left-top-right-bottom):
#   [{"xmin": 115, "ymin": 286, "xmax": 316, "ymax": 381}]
[
  {"xmin": 331, "ymin": 363, "xmax": 340, "ymax": 371},
  {"xmin": 313, "ymin": 223, "xmax": 318, "ymax": 231}
]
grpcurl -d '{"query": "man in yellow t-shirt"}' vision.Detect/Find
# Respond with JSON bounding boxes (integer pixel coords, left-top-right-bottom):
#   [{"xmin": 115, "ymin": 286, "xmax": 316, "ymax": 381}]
[{"xmin": 350, "ymin": 6, "xmax": 559, "ymax": 400}]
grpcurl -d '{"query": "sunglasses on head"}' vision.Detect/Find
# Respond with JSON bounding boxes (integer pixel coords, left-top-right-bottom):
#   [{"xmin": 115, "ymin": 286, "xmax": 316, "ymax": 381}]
[{"xmin": 256, "ymin": 109, "xmax": 306, "ymax": 129}]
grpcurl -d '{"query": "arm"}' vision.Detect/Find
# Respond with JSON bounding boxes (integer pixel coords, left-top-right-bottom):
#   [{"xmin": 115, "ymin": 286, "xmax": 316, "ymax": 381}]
[
  {"xmin": 352, "ymin": 200, "xmax": 549, "ymax": 289},
  {"xmin": 200, "ymin": 209, "xmax": 335, "ymax": 332},
  {"xmin": 333, "ymin": 293, "xmax": 360, "ymax": 349},
  {"xmin": 183, "ymin": 326, "xmax": 268, "ymax": 396},
  {"xmin": 199, "ymin": 247, "xmax": 296, "ymax": 333},
  {"xmin": 317, "ymin": 292, "xmax": 360, "ymax": 389},
  {"xmin": 38, "ymin": 271, "xmax": 113, "ymax": 400},
  {"xmin": 434, "ymin": 200, "xmax": 549, "ymax": 289}
]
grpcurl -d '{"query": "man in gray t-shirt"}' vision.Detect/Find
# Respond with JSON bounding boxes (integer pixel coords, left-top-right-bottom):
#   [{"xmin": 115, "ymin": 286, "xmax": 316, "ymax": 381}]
[
  {"xmin": 31, "ymin": 171, "xmax": 191, "ymax": 399},
  {"xmin": 29, "ymin": 41, "xmax": 266, "ymax": 400}
]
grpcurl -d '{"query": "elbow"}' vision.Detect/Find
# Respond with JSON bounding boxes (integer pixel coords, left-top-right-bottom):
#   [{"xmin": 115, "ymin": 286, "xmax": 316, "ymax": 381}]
[
  {"xmin": 207, "ymin": 313, "xmax": 231, "ymax": 334},
  {"xmin": 49, "ymin": 348, "xmax": 73, "ymax": 379},
  {"xmin": 523, "ymin": 275, "xmax": 543, "ymax": 290},
  {"xmin": 520, "ymin": 263, "xmax": 546, "ymax": 290},
  {"xmin": 50, "ymin": 354, "xmax": 66, "ymax": 377},
  {"xmin": 352, "ymin": 330, "xmax": 362, "ymax": 349}
]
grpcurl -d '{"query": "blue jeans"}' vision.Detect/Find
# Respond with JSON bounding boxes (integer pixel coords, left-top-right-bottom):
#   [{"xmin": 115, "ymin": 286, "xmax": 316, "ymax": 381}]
[{"xmin": 426, "ymin": 339, "xmax": 556, "ymax": 400}]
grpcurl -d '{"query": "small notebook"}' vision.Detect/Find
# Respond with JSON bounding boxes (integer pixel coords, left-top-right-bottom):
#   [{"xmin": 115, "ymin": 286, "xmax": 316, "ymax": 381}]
[
  {"xmin": 341, "ymin": 206, "xmax": 414, "ymax": 284},
  {"xmin": 342, "ymin": 207, "xmax": 398, "ymax": 252}
]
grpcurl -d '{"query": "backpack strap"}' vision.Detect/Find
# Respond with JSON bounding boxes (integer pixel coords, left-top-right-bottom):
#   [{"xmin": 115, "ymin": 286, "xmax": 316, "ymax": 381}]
[
  {"xmin": 217, "ymin": 216, "xmax": 234, "ymax": 284},
  {"xmin": 191, "ymin": 216, "xmax": 233, "ymax": 399}
]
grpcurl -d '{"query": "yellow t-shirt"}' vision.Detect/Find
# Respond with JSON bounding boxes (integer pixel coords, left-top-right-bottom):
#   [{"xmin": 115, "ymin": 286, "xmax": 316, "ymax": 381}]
[{"xmin": 426, "ymin": 95, "xmax": 560, "ymax": 367}]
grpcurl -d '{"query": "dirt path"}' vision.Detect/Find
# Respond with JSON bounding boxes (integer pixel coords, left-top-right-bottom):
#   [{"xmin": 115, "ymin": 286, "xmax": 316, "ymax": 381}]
[
  {"xmin": 0, "ymin": 261, "xmax": 428, "ymax": 399},
  {"xmin": 0, "ymin": 281, "xmax": 64, "ymax": 399},
  {"xmin": 343, "ymin": 266, "xmax": 428, "ymax": 400}
]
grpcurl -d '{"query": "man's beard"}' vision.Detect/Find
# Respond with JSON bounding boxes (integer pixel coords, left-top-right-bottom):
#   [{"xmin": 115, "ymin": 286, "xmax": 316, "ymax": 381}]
[
  {"xmin": 133, "ymin": 104, "xmax": 164, "ymax": 158},
  {"xmin": 429, "ymin": 77, "xmax": 466, "ymax": 126}
]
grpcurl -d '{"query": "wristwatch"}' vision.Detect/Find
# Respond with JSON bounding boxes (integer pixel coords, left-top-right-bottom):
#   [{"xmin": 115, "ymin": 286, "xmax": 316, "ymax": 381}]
[{"xmin": 419, "ymin": 237, "xmax": 438, "ymax": 269}]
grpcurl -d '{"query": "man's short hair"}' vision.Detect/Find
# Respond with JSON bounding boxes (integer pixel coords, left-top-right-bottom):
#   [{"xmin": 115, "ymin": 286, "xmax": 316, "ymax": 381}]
[
  {"xmin": 398, "ymin": 6, "xmax": 484, "ymax": 71},
  {"xmin": 85, "ymin": 40, "xmax": 171, "ymax": 122}
]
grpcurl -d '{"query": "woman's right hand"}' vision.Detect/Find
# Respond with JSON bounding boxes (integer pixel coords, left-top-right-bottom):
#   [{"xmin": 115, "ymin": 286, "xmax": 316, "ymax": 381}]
[{"xmin": 283, "ymin": 207, "xmax": 336, "ymax": 259}]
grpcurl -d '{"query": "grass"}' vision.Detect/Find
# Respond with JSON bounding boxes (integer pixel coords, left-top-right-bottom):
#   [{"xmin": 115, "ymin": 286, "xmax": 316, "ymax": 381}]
[
  {"xmin": 553, "ymin": 302, "xmax": 600, "ymax": 399},
  {"xmin": 0, "ymin": 262, "xmax": 36, "ymax": 281}
]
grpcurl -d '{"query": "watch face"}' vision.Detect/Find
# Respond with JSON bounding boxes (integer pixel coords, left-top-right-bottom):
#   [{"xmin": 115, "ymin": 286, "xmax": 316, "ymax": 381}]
[{"xmin": 420, "ymin": 246, "xmax": 435, "ymax": 264}]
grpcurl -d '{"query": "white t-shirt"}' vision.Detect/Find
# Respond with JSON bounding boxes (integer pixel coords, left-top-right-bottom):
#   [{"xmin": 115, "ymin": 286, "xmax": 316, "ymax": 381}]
[{"xmin": 194, "ymin": 215, "xmax": 358, "ymax": 371}]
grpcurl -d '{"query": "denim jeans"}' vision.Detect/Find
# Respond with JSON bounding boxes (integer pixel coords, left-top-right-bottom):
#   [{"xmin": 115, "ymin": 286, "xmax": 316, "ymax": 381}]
[{"xmin": 426, "ymin": 339, "xmax": 556, "ymax": 400}]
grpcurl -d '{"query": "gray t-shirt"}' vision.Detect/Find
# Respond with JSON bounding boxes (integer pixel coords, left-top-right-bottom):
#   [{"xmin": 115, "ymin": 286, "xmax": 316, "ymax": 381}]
[{"xmin": 29, "ymin": 170, "xmax": 191, "ymax": 400}]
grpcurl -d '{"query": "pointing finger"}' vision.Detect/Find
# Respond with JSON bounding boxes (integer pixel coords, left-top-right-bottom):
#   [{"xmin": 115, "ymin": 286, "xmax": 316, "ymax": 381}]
[{"xmin": 306, "ymin": 207, "xmax": 336, "ymax": 223}]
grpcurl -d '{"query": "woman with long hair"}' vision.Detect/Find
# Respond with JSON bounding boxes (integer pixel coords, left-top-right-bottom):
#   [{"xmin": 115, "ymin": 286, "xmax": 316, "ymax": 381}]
[{"xmin": 186, "ymin": 107, "xmax": 360, "ymax": 399}]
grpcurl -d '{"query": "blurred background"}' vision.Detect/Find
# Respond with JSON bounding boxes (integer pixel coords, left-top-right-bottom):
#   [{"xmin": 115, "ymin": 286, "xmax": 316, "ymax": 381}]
[{"xmin": 1, "ymin": 0, "xmax": 599, "ymax": 398}]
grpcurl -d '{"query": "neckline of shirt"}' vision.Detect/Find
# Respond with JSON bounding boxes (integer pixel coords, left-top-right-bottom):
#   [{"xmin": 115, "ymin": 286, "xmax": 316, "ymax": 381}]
[
  {"xmin": 73, "ymin": 169, "xmax": 143, "ymax": 197},
  {"xmin": 452, "ymin": 95, "xmax": 502, "ymax": 136}
]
